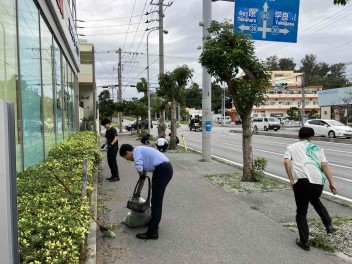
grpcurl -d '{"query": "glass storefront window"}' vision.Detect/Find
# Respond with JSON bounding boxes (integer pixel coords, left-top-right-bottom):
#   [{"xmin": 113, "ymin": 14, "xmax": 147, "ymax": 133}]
[
  {"xmin": 63, "ymin": 59, "xmax": 69, "ymax": 139},
  {"xmin": 0, "ymin": 0, "xmax": 22, "ymax": 171},
  {"xmin": 54, "ymin": 39, "xmax": 63, "ymax": 144},
  {"xmin": 19, "ymin": 0, "xmax": 44, "ymax": 168},
  {"xmin": 40, "ymin": 17, "xmax": 55, "ymax": 158}
]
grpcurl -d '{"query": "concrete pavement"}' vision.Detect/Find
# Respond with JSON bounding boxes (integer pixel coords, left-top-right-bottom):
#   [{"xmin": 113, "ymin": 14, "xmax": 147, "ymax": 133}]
[{"xmin": 93, "ymin": 133, "xmax": 351, "ymax": 264}]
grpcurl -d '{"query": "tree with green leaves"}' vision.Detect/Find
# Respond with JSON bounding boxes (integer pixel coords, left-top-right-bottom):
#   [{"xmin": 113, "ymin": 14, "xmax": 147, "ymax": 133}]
[
  {"xmin": 183, "ymin": 82, "xmax": 202, "ymax": 109},
  {"xmin": 158, "ymin": 65, "xmax": 193, "ymax": 149},
  {"xmin": 98, "ymin": 90, "xmax": 115, "ymax": 120},
  {"xmin": 299, "ymin": 54, "xmax": 349, "ymax": 88},
  {"xmin": 308, "ymin": 109, "xmax": 320, "ymax": 119},
  {"xmin": 287, "ymin": 107, "xmax": 301, "ymax": 121},
  {"xmin": 199, "ymin": 20, "xmax": 270, "ymax": 182},
  {"xmin": 264, "ymin": 55, "xmax": 296, "ymax": 71},
  {"xmin": 136, "ymin": 77, "xmax": 148, "ymax": 132}
]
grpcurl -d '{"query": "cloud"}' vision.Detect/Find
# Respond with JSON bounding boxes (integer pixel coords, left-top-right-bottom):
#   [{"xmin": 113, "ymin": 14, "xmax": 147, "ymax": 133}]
[{"xmin": 76, "ymin": 0, "xmax": 352, "ymax": 97}]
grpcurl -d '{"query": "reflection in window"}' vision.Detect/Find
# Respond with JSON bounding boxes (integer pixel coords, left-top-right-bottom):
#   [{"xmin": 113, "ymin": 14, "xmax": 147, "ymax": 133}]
[
  {"xmin": 19, "ymin": 0, "xmax": 44, "ymax": 168},
  {"xmin": 40, "ymin": 17, "xmax": 55, "ymax": 158},
  {"xmin": 0, "ymin": 0, "xmax": 22, "ymax": 171},
  {"xmin": 54, "ymin": 39, "xmax": 63, "ymax": 143}
]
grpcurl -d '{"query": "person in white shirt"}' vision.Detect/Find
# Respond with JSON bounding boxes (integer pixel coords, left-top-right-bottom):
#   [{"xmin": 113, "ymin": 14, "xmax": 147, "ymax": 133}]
[
  {"xmin": 119, "ymin": 144, "xmax": 173, "ymax": 240},
  {"xmin": 284, "ymin": 127, "xmax": 337, "ymax": 251},
  {"xmin": 156, "ymin": 137, "xmax": 169, "ymax": 152}
]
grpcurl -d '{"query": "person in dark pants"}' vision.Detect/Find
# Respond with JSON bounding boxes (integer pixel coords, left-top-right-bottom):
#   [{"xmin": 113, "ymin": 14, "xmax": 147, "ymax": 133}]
[
  {"xmin": 169, "ymin": 133, "xmax": 179, "ymax": 145},
  {"xmin": 156, "ymin": 137, "xmax": 169, "ymax": 152},
  {"xmin": 141, "ymin": 134, "xmax": 150, "ymax": 144},
  {"xmin": 101, "ymin": 118, "xmax": 120, "ymax": 182},
  {"xmin": 284, "ymin": 127, "xmax": 337, "ymax": 251},
  {"xmin": 119, "ymin": 144, "xmax": 173, "ymax": 239}
]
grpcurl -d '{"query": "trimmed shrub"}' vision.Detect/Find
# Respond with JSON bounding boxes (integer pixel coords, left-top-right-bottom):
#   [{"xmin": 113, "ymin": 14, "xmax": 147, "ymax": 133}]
[{"xmin": 18, "ymin": 131, "xmax": 102, "ymax": 263}]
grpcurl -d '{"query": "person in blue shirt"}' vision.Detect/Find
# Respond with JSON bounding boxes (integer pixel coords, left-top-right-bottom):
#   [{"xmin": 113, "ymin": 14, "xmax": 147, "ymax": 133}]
[
  {"xmin": 119, "ymin": 144, "xmax": 173, "ymax": 240},
  {"xmin": 101, "ymin": 118, "xmax": 120, "ymax": 182}
]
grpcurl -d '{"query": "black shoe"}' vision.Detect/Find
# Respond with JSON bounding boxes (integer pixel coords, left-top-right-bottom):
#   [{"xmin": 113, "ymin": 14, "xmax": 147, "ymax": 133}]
[
  {"xmin": 296, "ymin": 239, "xmax": 310, "ymax": 251},
  {"xmin": 106, "ymin": 177, "xmax": 113, "ymax": 180},
  {"xmin": 136, "ymin": 232, "xmax": 158, "ymax": 240},
  {"xmin": 326, "ymin": 225, "xmax": 337, "ymax": 234},
  {"xmin": 109, "ymin": 177, "xmax": 120, "ymax": 182}
]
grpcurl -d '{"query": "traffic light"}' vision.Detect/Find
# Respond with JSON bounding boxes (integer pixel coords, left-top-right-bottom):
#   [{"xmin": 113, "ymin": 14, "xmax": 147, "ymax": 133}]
[{"xmin": 284, "ymin": 83, "xmax": 288, "ymax": 90}]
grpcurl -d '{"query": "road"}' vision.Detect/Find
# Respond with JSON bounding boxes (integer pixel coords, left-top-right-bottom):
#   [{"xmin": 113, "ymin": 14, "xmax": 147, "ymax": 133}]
[{"xmin": 176, "ymin": 124, "xmax": 352, "ymax": 201}]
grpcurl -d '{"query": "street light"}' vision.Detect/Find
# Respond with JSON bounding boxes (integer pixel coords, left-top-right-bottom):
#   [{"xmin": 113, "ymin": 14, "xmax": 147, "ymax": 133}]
[{"xmin": 146, "ymin": 28, "xmax": 168, "ymax": 134}]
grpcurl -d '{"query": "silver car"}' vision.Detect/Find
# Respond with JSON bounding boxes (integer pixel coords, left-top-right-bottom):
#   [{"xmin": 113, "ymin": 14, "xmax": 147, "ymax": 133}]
[{"xmin": 304, "ymin": 119, "xmax": 352, "ymax": 138}]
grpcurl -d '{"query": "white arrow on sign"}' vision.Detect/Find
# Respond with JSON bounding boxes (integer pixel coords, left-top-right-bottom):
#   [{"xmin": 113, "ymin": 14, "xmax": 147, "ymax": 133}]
[
  {"xmin": 239, "ymin": 24, "xmax": 250, "ymax": 31},
  {"xmin": 263, "ymin": 1, "xmax": 268, "ymax": 12},
  {"xmin": 279, "ymin": 28, "xmax": 290, "ymax": 35}
]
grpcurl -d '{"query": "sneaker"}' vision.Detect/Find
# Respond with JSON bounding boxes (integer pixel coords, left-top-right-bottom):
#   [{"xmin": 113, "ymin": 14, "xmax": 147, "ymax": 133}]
[
  {"xmin": 326, "ymin": 225, "xmax": 337, "ymax": 234},
  {"xmin": 296, "ymin": 239, "xmax": 310, "ymax": 251}
]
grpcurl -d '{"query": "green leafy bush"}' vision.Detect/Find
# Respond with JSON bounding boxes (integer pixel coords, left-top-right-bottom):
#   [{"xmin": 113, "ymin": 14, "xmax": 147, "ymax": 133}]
[
  {"xmin": 17, "ymin": 131, "xmax": 102, "ymax": 263},
  {"xmin": 252, "ymin": 157, "xmax": 268, "ymax": 179}
]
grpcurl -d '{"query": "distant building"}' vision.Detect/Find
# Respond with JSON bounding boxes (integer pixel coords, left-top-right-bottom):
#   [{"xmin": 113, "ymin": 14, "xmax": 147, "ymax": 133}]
[
  {"xmin": 228, "ymin": 71, "xmax": 321, "ymax": 120},
  {"xmin": 319, "ymin": 87, "xmax": 352, "ymax": 123},
  {"xmin": 78, "ymin": 41, "xmax": 97, "ymax": 132}
]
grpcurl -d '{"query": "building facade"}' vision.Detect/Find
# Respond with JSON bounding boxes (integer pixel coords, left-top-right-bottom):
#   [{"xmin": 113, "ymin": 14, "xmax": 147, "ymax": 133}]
[
  {"xmin": 0, "ymin": 0, "xmax": 80, "ymax": 171},
  {"xmin": 78, "ymin": 40, "xmax": 97, "ymax": 132},
  {"xmin": 319, "ymin": 86, "xmax": 352, "ymax": 124},
  {"xmin": 228, "ymin": 71, "xmax": 321, "ymax": 120}
]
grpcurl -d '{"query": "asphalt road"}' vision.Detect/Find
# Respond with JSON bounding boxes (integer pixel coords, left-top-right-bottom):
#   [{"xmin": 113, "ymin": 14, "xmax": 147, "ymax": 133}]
[{"xmin": 176, "ymin": 124, "xmax": 352, "ymax": 201}]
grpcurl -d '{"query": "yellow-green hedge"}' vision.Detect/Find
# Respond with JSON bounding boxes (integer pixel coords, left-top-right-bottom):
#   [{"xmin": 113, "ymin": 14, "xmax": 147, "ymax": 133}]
[{"xmin": 18, "ymin": 131, "xmax": 102, "ymax": 263}]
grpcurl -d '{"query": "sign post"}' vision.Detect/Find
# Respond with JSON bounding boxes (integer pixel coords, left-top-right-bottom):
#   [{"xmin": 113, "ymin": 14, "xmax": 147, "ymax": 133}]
[{"xmin": 234, "ymin": 0, "xmax": 300, "ymax": 43}]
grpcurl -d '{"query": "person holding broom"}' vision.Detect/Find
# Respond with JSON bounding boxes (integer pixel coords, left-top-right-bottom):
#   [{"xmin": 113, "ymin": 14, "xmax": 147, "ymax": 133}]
[{"xmin": 119, "ymin": 144, "xmax": 173, "ymax": 240}]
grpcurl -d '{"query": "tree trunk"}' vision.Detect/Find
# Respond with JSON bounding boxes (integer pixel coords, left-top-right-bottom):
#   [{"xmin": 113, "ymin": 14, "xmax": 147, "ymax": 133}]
[
  {"xmin": 241, "ymin": 114, "xmax": 254, "ymax": 181},
  {"xmin": 169, "ymin": 98, "xmax": 177, "ymax": 149},
  {"xmin": 158, "ymin": 110, "xmax": 166, "ymax": 138}
]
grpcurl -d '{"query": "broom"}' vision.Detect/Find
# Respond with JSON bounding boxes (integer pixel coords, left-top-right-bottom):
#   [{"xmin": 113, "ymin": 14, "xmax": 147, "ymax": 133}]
[{"xmin": 53, "ymin": 174, "xmax": 116, "ymax": 238}]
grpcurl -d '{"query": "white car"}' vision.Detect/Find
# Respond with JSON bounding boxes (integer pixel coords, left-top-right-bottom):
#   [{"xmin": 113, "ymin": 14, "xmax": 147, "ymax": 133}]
[
  {"xmin": 304, "ymin": 119, "xmax": 352, "ymax": 138},
  {"xmin": 251, "ymin": 117, "xmax": 280, "ymax": 131}
]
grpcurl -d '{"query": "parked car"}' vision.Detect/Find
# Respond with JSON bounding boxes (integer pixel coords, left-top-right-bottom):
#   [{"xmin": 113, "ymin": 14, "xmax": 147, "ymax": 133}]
[
  {"xmin": 251, "ymin": 117, "xmax": 280, "ymax": 131},
  {"xmin": 125, "ymin": 120, "xmax": 153, "ymax": 131},
  {"xmin": 304, "ymin": 119, "xmax": 352, "ymax": 138},
  {"xmin": 189, "ymin": 118, "xmax": 202, "ymax": 131}
]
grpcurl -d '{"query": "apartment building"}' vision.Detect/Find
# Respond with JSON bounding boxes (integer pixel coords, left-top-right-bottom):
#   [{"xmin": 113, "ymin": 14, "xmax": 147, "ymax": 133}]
[{"xmin": 252, "ymin": 71, "xmax": 321, "ymax": 118}]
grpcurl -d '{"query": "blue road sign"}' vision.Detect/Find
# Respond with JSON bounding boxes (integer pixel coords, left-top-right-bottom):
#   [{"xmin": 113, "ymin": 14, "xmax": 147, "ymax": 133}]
[
  {"xmin": 234, "ymin": 0, "xmax": 300, "ymax": 43},
  {"xmin": 205, "ymin": 120, "xmax": 212, "ymax": 132}
]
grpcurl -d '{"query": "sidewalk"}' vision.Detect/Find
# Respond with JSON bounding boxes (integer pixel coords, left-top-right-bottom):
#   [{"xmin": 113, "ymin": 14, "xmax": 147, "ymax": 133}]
[{"xmin": 94, "ymin": 133, "xmax": 351, "ymax": 264}]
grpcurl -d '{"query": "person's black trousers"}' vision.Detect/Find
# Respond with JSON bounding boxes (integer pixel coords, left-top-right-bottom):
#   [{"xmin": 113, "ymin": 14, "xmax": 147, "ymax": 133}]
[
  {"xmin": 293, "ymin": 178, "xmax": 332, "ymax": 243},
  {"xmin": 157, "ymin": 144, "xmax": 168, "ymax": 152},
  {"xmin": 107, "ymin": 146, "xmax": 119, "ymax": 179},
  {"xmin": 147, "ymin": 162, "xmax": 173, "ymax": 235}
]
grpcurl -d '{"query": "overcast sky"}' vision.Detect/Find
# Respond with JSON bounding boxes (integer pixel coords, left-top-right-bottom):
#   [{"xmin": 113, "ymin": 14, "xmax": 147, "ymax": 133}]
[{"xmin": 76, "ymin": 0, "xmax": 352, "ymax": 100}]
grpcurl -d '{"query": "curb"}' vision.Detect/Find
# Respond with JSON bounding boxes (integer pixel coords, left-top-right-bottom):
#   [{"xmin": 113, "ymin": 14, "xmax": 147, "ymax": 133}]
[{"xmin": 85, "ymin": 170, "xmax": 99, "ymax": 264}]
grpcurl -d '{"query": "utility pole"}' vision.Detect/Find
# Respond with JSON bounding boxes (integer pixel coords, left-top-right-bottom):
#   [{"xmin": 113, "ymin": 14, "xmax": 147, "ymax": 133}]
[
  {"xmin": 117, "ymin": 48, "xmax": 122, "ymax": 133},
  {"xmin": 200, "ymin": 0, "xmax": 212, "ymax": 161},
  {"xmin": 115, "ymin": 48, "xmax": 140, "ymax": 132},
  {"xmin": 200, "ymin": 0, "xmax": 234, "ymax": 161},
  {"xmin": 150, "ymin": 0, "xmax": 172, "ymax": 74},
  {"xmin": 151, "ymin": 0, "xmax": 172, "ymax": 125}
]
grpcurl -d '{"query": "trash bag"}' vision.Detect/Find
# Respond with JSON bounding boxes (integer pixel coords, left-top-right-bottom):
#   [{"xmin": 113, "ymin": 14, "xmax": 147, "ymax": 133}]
[{"xmin": 122, "ymin": 198, "xmax": 152, "ymax": 228}]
